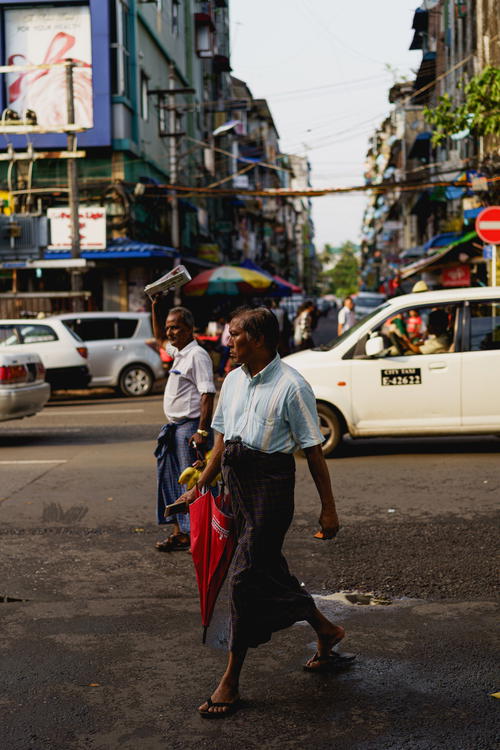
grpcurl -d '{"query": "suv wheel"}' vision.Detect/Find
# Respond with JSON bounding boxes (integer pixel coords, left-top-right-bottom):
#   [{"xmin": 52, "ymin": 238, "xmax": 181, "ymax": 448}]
[
  {"xmin": 118, "ymin": 364, "xmax": 154, "ymax": 397},
  {"xmin": 317, "ymin": 403, "xmax": 343, "ymax": 457}
]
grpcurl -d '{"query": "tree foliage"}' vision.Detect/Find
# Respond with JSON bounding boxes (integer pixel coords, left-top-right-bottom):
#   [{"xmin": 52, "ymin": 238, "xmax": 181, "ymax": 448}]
[
  {"xmin": 424, "ymin": 66, "xmax": 500, "ymax": 145},
  {"xmin": 320, "ymin": 241, "xmax": 359, "ymax": 298}
]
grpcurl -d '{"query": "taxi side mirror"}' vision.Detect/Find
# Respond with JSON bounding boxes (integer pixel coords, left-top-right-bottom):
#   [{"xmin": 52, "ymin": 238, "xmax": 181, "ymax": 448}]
[{"xmin": 365, "ymin": 335, "xmax": 384, "ymax": 357}]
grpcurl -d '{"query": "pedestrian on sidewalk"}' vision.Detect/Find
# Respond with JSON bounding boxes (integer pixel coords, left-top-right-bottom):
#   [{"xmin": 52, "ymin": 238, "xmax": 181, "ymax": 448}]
[
  {"xmin": 176, "ymin": 306, "xmax": 353, "ymax": 717},
  {"xmin": 152, "ymin": 297, "xmax": 215, "ymax": 551},
  {"xmin": 337, "ymin": 296, "xmax": 356, "ymax": 337},
  {"xmin": 293, "ymin": 300, "xmax": 315, "ymax": 350}
]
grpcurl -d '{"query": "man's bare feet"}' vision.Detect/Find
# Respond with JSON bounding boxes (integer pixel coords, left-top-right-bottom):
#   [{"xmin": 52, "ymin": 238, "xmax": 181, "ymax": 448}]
[
  {"xmin": 198, "ymin": 681, "xmax": 240, "ymax": 716},
  {"xmin": 305, "ymin": 624, "xmax": 345, "ymax": 669}
]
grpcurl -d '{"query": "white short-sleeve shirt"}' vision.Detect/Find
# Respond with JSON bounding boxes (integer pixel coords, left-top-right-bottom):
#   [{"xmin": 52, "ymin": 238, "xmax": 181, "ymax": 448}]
[
  {"xmin": 163, "ymin": 339, "xmax": 215, "ymax": 423},
  {"xmin": 211, "ymin": 355, "xmax": 323, "ymax": 454}
]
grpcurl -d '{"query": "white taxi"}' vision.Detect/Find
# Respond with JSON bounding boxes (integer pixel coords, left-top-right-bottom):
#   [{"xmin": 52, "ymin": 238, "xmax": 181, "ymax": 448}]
[{"xmin": 284, "ymin": 287, "xmax": 500, "ymax": 455}]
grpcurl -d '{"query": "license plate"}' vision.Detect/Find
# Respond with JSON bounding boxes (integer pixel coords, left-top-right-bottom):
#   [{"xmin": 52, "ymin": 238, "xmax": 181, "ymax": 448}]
[{"xmin": 381, "ymin": 367, "xmax": 422, "ymax": 386}]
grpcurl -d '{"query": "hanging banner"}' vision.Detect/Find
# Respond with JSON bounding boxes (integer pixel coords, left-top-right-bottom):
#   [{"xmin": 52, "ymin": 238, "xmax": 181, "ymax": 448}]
[{"xmin": 4, "ymin": 6, "xmax": 93, "ymax": 130}]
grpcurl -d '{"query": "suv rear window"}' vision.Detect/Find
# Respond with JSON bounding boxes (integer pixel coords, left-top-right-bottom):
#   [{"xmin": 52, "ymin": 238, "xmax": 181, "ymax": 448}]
[
  {"xmin": 67, "ymin": 318, "xmax": 116, "ymax": 341},
  {"xmin": 19, "ymin": 324, "xmax": 58, "ymax": 343},
  {"xmin": 117, "ymin": 318, "xmax": 138, "ymax": 338}
]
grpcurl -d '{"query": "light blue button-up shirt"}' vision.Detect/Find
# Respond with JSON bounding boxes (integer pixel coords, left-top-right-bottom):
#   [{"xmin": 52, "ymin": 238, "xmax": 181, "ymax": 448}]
[{"xmin": 212, "ymin": 355, "xmax": 323, "ymax": 454}]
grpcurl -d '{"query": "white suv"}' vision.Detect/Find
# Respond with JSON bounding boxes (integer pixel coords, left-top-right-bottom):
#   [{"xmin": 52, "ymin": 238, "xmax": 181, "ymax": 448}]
[
  {"xmin": 55, "ymin": 312, "xmax": 164, "ymax": 397},
  {"xmin": 284, "ymin": 287, "xmax": 500, "ymax": 455},
  {"xmin": 0, "ymin": 318, "xmax": 91, "ymax": 391}
]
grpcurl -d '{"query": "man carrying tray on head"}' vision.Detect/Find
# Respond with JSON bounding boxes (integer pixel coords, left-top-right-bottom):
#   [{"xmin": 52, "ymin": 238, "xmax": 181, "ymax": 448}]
[
  {"xmin": 176, "ymin": 306, "xmax": 353, "ymax": 718},
  {"xmin": 152, "ymin": 296, "xmax": 215, "ymax": 551}
]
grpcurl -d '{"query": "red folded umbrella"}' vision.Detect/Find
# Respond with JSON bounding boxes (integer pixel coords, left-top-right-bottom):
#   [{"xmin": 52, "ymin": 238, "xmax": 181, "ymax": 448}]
[{"xmin": 189, "ymin": 487, "xmax": 236, "ymax": 643}]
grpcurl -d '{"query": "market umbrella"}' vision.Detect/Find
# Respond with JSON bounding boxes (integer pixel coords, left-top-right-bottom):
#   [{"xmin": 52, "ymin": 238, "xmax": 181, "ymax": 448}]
[
  {"xmin": 184, "ymin": 265, "xmax": 273, "ymax": 296},
  {"xmin": 189, "ymin": 486, "xmax": 236, "ymax": 643},
  {"xmin": 273, "ymin": 274, "xmax": 302, "ymax": 293},
  {"xmin": 239, "ymin": 258, "xmax": 292, "ymax": 297}
]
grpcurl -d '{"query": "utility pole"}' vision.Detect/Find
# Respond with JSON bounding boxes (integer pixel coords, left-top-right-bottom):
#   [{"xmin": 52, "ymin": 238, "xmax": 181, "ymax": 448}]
[
  {"xmin": 168, "ymin": 62, "xmax": 181, "ymax": 304},
  {"xmin": 65, "ymin": 60, "xmax": 80, "ymax": 262},
  {"xmin": 65, "ymin": 59, "xmax": 83, "ymax": 296}
]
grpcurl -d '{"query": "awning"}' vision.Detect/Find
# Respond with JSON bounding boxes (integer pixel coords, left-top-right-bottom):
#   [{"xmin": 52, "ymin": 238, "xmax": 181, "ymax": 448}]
[
  {"xmin": 407, "ymin": 131, "xmax": 432, "ymax": 161},
  {"xmin": 181, "ymin": 255, "xmax": 218, "ymax": 269},
  {"xmin": 409, "ymin": 30, "xmax": 424, "ymax": 50},
  {"xmin": 413, "ymin": 52, "xmax": 436, "ymax": 102},
  {"xmin": 424, "ymin": 232, "xmax": 464, "ymax": 252},
  {"xmin": 400, "ymin": 231, "xmax": 480, "ymax": 279},
  {"xmin": 399, "ymin": 245, "xmax": 425, "ymax": 260},
  {"xmin": 44, "ymin": 237, "xmax": 178, "ymax": 260},
  {"xmin": 412, "ymin": 8, "xmax": 428, "ymax": 32}
]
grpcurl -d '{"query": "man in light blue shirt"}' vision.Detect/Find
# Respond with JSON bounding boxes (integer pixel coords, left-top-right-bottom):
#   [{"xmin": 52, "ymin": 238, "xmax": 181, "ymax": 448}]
[{"xmin": 177, "ymin": 306, "xmax": 353, "ymax": 718}]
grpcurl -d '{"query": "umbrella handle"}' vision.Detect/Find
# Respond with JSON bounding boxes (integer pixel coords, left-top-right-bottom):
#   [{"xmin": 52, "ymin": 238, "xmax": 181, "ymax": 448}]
[{"xmin": 202, "ymin": 625, "xmax": 208, "ymax": 644}]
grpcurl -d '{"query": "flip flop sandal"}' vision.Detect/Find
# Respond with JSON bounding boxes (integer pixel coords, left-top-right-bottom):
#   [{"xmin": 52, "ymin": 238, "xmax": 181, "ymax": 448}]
[
  {"xmin": 199, "ymin": 697, "xmax": 242, "ymax": 719},
  {"xmin": 303, "ymin": 650, "xmax": 356, "ymax": 673},
  {"xmin": 155, "ymin": 534, "xmax": 190, "ymax": 552}
]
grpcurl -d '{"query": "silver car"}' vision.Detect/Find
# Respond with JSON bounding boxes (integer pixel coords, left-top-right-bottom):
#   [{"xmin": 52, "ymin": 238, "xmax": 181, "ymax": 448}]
[
  {"xmin": 55, "ymin": 312, "xmax": 164, "ymax": 397},
  {"xmin": 0, "ymin": 350, "xmax": 50, "ymax": 422}
]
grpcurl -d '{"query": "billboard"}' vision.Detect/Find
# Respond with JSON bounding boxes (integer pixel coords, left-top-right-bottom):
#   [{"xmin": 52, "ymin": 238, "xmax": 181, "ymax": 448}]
[
  {"xmin": 0, "ymin": 0, "xmax": 110, "ymax": 147},
  {"xmin": 48, "ymin": 206, "xmax": 106, "ymax": 250},
  {"xmin": 5, "ymin": 6, "xmax": 93, "ymax": 130}
]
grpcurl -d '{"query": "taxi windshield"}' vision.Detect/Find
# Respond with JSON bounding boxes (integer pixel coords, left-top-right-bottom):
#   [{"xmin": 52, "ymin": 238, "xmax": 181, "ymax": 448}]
[{"xmin": 315, "ymin": 302, "xmax": 392, "ymax": 351}]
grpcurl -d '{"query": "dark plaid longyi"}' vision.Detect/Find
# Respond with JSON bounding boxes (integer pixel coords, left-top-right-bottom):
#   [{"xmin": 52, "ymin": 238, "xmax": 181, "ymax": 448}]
[{"xmin": 223, "ymin": 439, "xmax": 316, "ymax": 651}]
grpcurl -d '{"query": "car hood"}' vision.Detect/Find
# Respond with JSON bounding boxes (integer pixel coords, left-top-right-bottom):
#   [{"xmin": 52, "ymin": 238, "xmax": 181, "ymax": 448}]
[{"xmin": 283, "ymin": 348, "xmax": 327, "ymax": 368}]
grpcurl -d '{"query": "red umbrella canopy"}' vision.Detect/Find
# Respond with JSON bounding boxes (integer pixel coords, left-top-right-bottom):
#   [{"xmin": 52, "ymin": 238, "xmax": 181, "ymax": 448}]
[
  {"xmin": 189, "ymin": 487, "xmax": 236, "ymax": 642},
  {"xmin": 273, "ymin": 274, "xmax": 302, "ymax": 293}
]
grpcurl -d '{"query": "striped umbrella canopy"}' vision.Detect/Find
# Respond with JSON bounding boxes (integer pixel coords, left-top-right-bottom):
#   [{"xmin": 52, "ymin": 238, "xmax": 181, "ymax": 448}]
[{"xmin": 183, "ymin": 265, "xmax": 274, "ymax": 296}]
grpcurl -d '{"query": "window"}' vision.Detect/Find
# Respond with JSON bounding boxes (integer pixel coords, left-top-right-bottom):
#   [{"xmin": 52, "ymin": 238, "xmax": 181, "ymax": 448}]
[
  {"xmin": 117, "ymin": 318, "xmax": 139, "ymax": 338},
  {"xmin": 140, "ymin": 72, "xmax": 149, "ymax": 120},
  {"xmin": 172, "ymin": 0, "xmax": 180, "ymax": 36},
  {"xmin": 111, "ymin": 0, "xmax": 131, "ymax": 98},
  {"xmin": 19, "ymin": 325, "xmax": 58, "ymax": 344},
  {"xmin": 358, "ymin": 303, "xmax": 460, "ymax": 359},
  {"xmin": 67, "ymin": 318, "xmax": 117, "ymax": 341},
  {"xmin": 469, "ymin": 301, "xmax": 500, "ymax": 351},
  {"xmin": 0, "ymin": 325, "xmax": 20, "ymax": 346}
]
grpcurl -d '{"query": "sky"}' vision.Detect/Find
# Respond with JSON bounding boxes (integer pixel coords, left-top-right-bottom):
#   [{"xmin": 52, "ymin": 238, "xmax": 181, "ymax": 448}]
[{"xmin": 229, "ymin": 0, "xmax": 422, "ymax": 251}]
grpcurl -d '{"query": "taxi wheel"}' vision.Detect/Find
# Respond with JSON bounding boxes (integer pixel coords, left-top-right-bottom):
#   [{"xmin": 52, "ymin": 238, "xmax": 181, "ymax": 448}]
[
  {"xmin": 317, "ymin": 403, "xmax": 343, "ymax": 457},
  {"xmin": 118, "ymin": 364, "xmax": 154, "ymax": 397}
]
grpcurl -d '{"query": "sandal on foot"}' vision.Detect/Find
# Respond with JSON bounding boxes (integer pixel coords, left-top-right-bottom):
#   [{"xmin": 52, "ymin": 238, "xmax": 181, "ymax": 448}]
[
  {"xmin": 155, "ymin": 534, "xmax": 190, "ymax": 552},
  {"xmin": 199, "ymin": 697, "xmax": 242, "ymax": 719},
  {"xmin": 303, "ymin": 650, "xmax": 356, "ymax": 672}
]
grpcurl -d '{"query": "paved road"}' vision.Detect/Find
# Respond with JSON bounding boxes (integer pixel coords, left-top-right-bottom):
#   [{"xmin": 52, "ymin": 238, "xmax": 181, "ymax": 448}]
[{"xmin": 1, "ymin": 391, "xmax": 499, "ymax": 749}]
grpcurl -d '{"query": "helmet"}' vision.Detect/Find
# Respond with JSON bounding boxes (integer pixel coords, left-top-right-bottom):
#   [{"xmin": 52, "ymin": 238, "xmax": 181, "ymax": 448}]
[{"xmin": 412, "ymin": 280, "xmax": 429, "ymax": 293}]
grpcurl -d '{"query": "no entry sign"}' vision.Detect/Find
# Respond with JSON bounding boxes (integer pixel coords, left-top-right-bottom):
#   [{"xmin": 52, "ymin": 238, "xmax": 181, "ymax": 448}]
[{"xmin": 475, "ymin": 206, "xmax": 500, "ymax": 244}]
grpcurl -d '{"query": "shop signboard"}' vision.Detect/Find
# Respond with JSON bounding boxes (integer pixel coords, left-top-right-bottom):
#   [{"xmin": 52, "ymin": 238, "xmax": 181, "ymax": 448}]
[
  {"xmin": 4, "ymin": 5, "xmax": 93, "ymax": 130},
  {"xmin": 441, "ymin": 264, "xmax": 470, "ymax": 288},
  {"xmin": 48, "ymin": 206, "xmax": 106, "ymax": 250}
]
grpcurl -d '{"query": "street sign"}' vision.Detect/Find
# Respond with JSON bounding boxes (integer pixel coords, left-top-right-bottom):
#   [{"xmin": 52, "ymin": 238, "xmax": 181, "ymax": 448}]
[
  {"xmin": 483, "ymin": 244, "xmax": 494, "ymax": 260},
  {"xmin": 475, "ymin": 206, "xmax": 500, "ymax": 244}
]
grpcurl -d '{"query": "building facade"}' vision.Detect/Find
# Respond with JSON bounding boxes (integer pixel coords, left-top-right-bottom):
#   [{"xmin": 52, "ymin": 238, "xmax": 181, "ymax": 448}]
[{"xmin": 361, "ymin": 0, "xmax": 499, "ymax": 294}]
